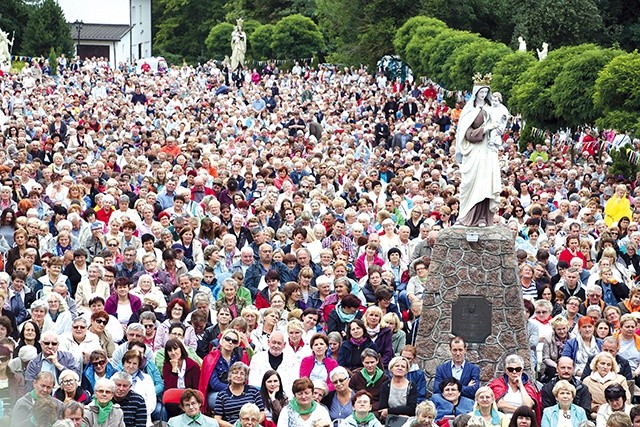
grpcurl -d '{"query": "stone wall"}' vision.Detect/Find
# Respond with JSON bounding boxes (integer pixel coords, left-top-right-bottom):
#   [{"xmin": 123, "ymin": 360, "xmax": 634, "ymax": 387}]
[{"xmin": 416, "ymin": 226, "xmax": 532, "ymax": 388}]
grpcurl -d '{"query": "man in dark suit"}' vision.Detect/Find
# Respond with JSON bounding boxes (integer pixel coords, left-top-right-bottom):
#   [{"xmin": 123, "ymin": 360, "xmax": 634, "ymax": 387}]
[
  {"xmin": 374, "ymin": 116, "xmax": 390, "ymax": 145},
  {"xmin": 170, "ymin": 274, "xmax": 201, "ymax": 313},
  {"xmin": 402, "ymin": 96, "xmax": 419, "ymax": 118},
  {"xmin": 433, "ymin": 336, "xmax": 481, "ymax": 399}
]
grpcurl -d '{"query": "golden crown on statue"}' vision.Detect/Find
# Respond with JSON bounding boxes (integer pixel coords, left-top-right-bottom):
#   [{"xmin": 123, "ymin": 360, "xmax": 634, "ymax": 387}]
[{"xmin": 472, "ymin": 73, "xmax": 492, "ymax": 86}]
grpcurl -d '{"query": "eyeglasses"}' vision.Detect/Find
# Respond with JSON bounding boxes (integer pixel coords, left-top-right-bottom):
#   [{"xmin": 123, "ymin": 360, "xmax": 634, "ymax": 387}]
[
  {"xmin": 94, "ymin": 319, "xmax": 108, "ymax": 325},
  {"xmin": 0, "ymin": 356, "xmax": 9, "ymax": 362},
  {"xmin": 42, "ymin": 341, "xmax": 58, "ymax": 346},
  {"xmin": 95, "ymin": 389, "xmax": 113, "ymax": 394},
  {"xmin": 332, "ymin": 377, "xmax": 349, "ymax": 384},
  {"xmin": 108, "ymin": 243, "xmax": 118, "ymax": 247},
  {"xmin": 61, "ymin": 379, "xmax": 76, "ymax": 385},
  {"xmin": 143, "ymin": 324, "xmax": 155, "ymax": 329},
  {"xmin": 72, "ymin": 325, "xmax": 86, "ymax": 330},
  {"xmin": 506, "ymin": 366, "xmax": 523, "ymax": 373},
  {"xmin": 92, "ymin": 360, "xmax": 107, "ymax": 366},
  {"xmin": 223, "ymin": 336, "xmax": 239, "ymax": 345}
]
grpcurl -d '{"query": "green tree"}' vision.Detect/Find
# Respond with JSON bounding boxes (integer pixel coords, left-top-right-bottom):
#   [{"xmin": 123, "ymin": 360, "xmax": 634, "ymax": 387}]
[
  {"xmin": 22, "ymin": 0, "xmax": 73, "ymax": 57},
  {"xmin": 393, "ymin": 16, "xmax": 446, "ymax": 61},
  {"xmin": 0, "ymin": 0, "xmax": 30, "ymax": 54},
  {"xmin": 550, "ymin": 46, "xmax": 623, "ymax": 129},
  {"xmin": 317, "ymin": 0, "xmax": 418, "ymax": 67},
  {"xmin": 154, "ymin": 0, "xmax": 223, "ymax": 63},
  {"xmin": 249, "ymin": 24, "xmax": 275, "ymax": 59},
  {"xmin": 594, "ymin": 52, "xmax": 640, "ymax": 134},
  {"xmin": 447, "ymin": 40, "xmax": 511, "ymax": 90},
  {"xmin": 205, "ymin": 22, "xmax": 235, "ymax": 60},
  {"xmin": 609, "ymin": 147, "xmax": 639, "ymax": 180},
  {"xmin": 511, "ymin": 0, "xmax": 603, "ymax": 53},
  {"xmin": 420, "ymin": 0, "xmax": 513, "ymax": 44},
  {"xmin": 594, "ymin": 0, "xmax": 640, "ymax": 51},
  {"xmin": 426, "ymin": 30, "xmax": 480, "ymax": 84},
  {"xmin": 491, "ymin": 51, "xmax": 536, "ymax": 105},
  {"xmin": 227, "ymin": 0, "xmax": 316, "ymax": 23},
  {"xmin": 271, "ymin": 14, "xmax": 324, "ymax": 60},
  {"xmin": 48, "ymin": 47, "xmax": 57, "ymax": 76},
  {"xmin": 510, "ymin": 44, "xmax": 594, "ymax": 129},
  {"xmin": 402, "ymin": 21, "xmax": 448, "ymax": 76}
]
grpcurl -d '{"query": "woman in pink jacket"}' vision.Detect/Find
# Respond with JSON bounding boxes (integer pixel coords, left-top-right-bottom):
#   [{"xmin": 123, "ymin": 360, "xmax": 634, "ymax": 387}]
[{"xmin": 300, "ymin": 333, "xmax": 339, "ymax": 391}]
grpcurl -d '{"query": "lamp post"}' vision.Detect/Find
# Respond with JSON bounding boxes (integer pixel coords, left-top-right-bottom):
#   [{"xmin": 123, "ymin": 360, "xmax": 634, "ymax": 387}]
[{"xmin": 73, "ymin": 20, "xmax": 84, "ymax": 57}]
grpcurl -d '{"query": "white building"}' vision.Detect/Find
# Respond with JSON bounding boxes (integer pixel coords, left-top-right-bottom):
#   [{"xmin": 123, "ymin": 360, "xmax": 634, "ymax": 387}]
[{"xmin": 56, "ymin": 0, "xmax": 151, "ymax": 66}]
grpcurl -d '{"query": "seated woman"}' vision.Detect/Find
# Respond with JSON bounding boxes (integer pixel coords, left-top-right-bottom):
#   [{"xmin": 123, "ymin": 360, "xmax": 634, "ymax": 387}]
[
  {"xmin": 321, "ymin": 366, "xmax": 356, "ymax": 423},
  {"xmin": 596, "ymin": 384, "xmax": 633, "ymax": 427},
  {"xmin": 162, "ymin": 337, "xmax": 201, "ymax": 393},
  {"xmin": 541, "ymin": 315, "xmax": 570, "ymax": 382},
  {"xmin": 53, "ymin": 369, "xmax": 91, "ymax": 405},
  {"xmin": 582, "ymin": 351, "xmax": 630, "ymax": 419},
  {"xmin": 214, "ymin": 362, "xmax": 265, "ymax": 427},
  {"xmin": 561, "ymin": 317, "xmax": 602, "ymax": 378},
  {"xmin": 541, "ymin": 379, "xmax": 588, "ymax": 427},
  {"xmin": 167, "ymin": 388, "xmax": 218, "ymax": 427},
  {"xmin": 488, "ymin": 354, "xmax": 541, "ymax": 421},
  {"xmin": 472, "ymin": 386, "xmax": 507, "ymax": 427},
  {"xmin": 379, "ymin": 356, "xmax": 418, "ymax": 420},
  {"xmin": 260, "ymin": 370, "xmax": 289, "ymax": 425},
  {"xmin": 84, "ymin": 378, "xmax": 125, "ymax": 427},
  {"xmin": 199, "ymin": 329, "xmax": 250, "ymax": 414},
  {"xmin": 613, "ymin": 314, "xmax": 640, "ymax": 382},
  {"xmin": 400, "ymin": 401, "xmax": 439, "ymax": 427},
  {"xmin": 338, "ymin": 319, "xmax": 377, "ymax": 371},
  {"xmin": 362, "ymin": 306, "xmax": 394, "ymax": 367},
  {"xmin": 328, "ymin": 294, "xmax": 364, "ymax": 335},
  {"xmin": 349, "ymin": 349, "xmax": 388, "ymax": 413},
  {"xmin": 431, "ymin": 378, "xmax": 474, "ymax": 423},
  {"xmin": 507, "ymin": 406, "xmax": 538, "ymax": 427},
  {"xmin": 338, "ymin": 390, "xmax": 383, "ymax": 427},
  {"xmin": 277, "ymin": 377, "xmax": 331, "ymax": 427},
  {"xmin": 300, "ymin": 333, "xmax": 339, "ymax": 391}
]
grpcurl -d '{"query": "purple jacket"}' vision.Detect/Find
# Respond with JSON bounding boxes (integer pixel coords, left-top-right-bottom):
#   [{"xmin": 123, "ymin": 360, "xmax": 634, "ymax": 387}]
[{"xmin": 104, "ymin": 293, "xmax": 142, "ymax": 319}]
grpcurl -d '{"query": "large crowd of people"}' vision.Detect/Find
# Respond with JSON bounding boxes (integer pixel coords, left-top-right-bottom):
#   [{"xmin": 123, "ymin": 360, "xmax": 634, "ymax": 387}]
[{"xmin": 0, "ymin": 54, "xmax": 638, "ymax": 427}]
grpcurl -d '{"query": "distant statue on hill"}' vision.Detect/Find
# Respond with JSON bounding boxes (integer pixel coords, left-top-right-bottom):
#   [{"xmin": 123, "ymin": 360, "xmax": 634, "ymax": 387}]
[
  {"xmin": 518, "ymin": 36, "xmax": 527, "ymax": 52},
  {"xmin": 0, "ymin": 29, "xmax": 13, "ymax": 71},
  {"xmin": 537, "ymin": 42, "xmax": 549, "ymax": 61}
]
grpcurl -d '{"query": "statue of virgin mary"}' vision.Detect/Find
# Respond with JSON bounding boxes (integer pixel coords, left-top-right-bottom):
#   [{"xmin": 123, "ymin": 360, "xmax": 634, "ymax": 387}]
[{"xmin": 454, "ymin": 75, "xmax": 503, "ymax": 227}]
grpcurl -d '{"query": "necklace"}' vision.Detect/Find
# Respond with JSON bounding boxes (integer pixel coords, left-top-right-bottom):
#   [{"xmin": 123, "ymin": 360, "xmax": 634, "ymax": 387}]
[{"xmin": 562, "ymin": 412, "xmax": 571, "ymax": 419}]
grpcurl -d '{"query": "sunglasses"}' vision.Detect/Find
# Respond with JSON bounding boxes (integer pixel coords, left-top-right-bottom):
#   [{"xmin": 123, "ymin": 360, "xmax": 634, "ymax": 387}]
[
  {"xmin": 223, "ymin": 336, "xmax": 239, "ymax": 345},
  {"xmin": 72, "ymin": 325, "xmax": 86, "ymax": 330},
  {"xmin": 0, "ymin": 356, "xmax": 9, "ymax": 362},
  {"xmin": 94, "ymin": 319, "xmax": 108, "ymax": 325},
  {"xmin": 333, "ymin": 377, "xmax": 349, "ymax": 384},
  {"xmin": 506, "ymin": 366, "xmax": 523, "ymax": 373},
  {"xmin": 42, "ymin": 341, "xmax": 58, "ymax": 346},
  {"xmin": 108, "ymin": 244, "xmax": 118, "ymax": 247},
  {"xmin": 92, "ymin": 360, "xmax": 107, "ymax": 366}
]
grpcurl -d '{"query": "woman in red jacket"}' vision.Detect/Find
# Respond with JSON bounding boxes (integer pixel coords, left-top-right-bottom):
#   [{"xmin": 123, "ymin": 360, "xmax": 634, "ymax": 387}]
[{"xmin": 300, "ymin": 333, "xmax": 339, "ymax": 391}]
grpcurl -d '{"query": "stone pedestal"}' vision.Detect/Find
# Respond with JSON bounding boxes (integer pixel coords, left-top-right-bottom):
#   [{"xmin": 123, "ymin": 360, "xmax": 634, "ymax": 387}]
[{"xmin": 416, "ymin": 226, "xmax": 531, "ymax": 387}]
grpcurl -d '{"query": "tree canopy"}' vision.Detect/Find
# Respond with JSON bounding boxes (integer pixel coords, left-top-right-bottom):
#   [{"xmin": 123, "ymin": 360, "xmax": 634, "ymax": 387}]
[{"xmin": 22, "ymin": 0, "xmax": 73, "ymax": 57}]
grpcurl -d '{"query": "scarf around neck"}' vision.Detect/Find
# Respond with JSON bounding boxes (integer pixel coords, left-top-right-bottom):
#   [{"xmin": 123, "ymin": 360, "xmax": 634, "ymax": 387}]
[
  {"xmin": 336, "ymin": 302, "xmax": 357, "ymax": 323},
  {"xmin": 353, "ymin": 411, "xmax": 376, "ymax": 424},
  {"xmin": 361, "ymin": 366, "xmax": 384, "ymax": 387},
  {"xmin": 290, "ymin": 398, "xmax": 317, "ymax": 415},
  {"xmin": 94, "ymin": 397, "xmax": 114, "ymax": 425}
]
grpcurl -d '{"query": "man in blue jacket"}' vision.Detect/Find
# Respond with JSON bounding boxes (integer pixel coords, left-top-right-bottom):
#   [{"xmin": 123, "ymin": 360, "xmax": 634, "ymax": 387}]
[{"xmin": 433, "ymin": 336, "xmax": 481, "ymax": 399}]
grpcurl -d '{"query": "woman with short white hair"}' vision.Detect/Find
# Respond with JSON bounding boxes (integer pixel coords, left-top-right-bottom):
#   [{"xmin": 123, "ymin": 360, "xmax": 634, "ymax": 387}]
[{"xmin": 84, "ymin": 377, "xmax": 125, "ymax": 427}]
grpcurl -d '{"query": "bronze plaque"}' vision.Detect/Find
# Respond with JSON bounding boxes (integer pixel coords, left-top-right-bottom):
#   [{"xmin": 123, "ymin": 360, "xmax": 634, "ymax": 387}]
[{"xmin": 451, "ymin": 296, "xmax": 492, "ymax": 343}]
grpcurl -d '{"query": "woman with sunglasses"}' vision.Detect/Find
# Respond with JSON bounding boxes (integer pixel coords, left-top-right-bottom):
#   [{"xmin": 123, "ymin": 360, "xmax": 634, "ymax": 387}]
[
  {"xmin": 88, "ymin": 310, "xmax": 116, "ymax": 358},
  {"xmin": 81, "ymin": 349, "xmax": 117, "ymax": 395},
  {"xmin": 488, "ymin": 354, "xmax": 541, "ymax": 421},
  {"xmin": 199, "ymin": 329, "xmax": 250, "ymax": 415}
]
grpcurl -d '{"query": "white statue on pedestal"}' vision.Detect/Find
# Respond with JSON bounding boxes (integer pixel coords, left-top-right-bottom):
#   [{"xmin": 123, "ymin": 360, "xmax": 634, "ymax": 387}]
[
  {"xmin": 230, "ymin": 18, "xmax": 246, "ymax": 71},
  {"xmin": 537, "ymin": 42, "xmax": 548, "ymax": 61},
  {"xmin": 518, "ymin": 36, "xmax": 527, "ymax": 52},
  {"xmin": 0, "ymin": 29, "xmax": 13, "ymax": 71}
]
